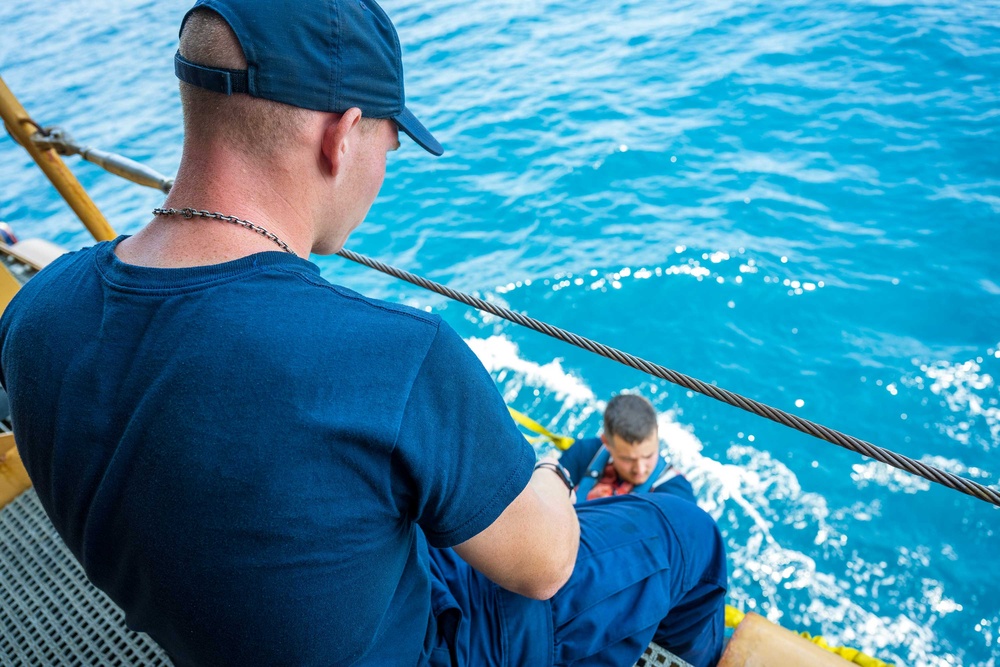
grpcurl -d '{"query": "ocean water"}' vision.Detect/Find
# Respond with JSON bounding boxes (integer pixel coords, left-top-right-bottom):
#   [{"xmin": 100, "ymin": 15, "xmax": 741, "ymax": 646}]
[{"xmin": 1, "ymin": 0, "xmax": 998, "ymax": 664}]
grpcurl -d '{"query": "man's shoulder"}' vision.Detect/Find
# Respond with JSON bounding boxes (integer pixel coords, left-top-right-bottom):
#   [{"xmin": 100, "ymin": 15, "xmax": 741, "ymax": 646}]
[
  {"xmin": 280, "ymin": 276, "xmax": 448, "ymax": 363},
  {"xmin": 573, "ymin": 437, "xmax": 603, "ymax": 457},
  {"xmin": 0, "ymin": 245, "xmax": 96, "ymax": 328},
  {"xmin": 10, "ymin": 243, "xmax": 94, "ymax": 291},
  {"xmin": 559, "ymin": 436, "xmax": 603, "ymax": 481},
  {"xmin": 307, "ymin": 279, "xmax": 440, "ymax": 329}
]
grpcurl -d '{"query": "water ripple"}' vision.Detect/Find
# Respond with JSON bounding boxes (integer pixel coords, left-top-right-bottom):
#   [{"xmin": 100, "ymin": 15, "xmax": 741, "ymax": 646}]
[{"xmin": 2, "ymin": 0, "xmax": 998, "ymax": 663}]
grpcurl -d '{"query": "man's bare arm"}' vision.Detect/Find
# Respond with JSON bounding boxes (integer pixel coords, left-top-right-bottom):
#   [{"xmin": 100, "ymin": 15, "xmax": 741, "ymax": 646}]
[{"xmin": 452, "ymin": 458, "xmax": 580, "ymax": 600}]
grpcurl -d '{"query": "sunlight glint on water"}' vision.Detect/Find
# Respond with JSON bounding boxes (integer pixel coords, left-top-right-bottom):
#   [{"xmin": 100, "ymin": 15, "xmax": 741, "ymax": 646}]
[{"xmin": 1, "ymin": 0, "xmax": 998, "ymax": 663}]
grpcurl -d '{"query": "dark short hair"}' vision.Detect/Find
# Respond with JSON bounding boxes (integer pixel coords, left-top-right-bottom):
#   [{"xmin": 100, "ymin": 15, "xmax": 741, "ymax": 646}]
[{"xmin": 603, "ymin": 394, "xmax": 657, "ymax": 443}]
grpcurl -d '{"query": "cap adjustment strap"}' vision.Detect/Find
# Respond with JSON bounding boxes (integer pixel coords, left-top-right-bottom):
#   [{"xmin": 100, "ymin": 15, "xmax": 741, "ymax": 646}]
[{"xmin": 174, "ymin": 52, "xmax": 249, "ymax": 96}]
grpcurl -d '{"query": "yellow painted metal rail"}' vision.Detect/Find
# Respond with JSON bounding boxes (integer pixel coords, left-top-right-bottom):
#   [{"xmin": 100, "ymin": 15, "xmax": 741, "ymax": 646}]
[{"xmin": 0, "ymin": 76, "xmax": 116, "ymax": 243}]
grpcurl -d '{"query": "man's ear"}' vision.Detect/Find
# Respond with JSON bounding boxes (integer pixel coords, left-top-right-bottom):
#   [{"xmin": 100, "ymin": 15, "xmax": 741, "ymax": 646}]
[
  {"xmin": 320, "ymin": 107, "xmax": 363, "ymax": 178},
  {"xmin": 600, "ymin": 433, "xmax": 607, "ymax": 446}
]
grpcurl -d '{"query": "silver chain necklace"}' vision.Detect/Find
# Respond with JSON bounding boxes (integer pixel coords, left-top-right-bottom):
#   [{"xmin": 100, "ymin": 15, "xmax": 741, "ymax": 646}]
[{"xmin": 152, "ymin": 207, "xmax": 297, "ymax": 255}]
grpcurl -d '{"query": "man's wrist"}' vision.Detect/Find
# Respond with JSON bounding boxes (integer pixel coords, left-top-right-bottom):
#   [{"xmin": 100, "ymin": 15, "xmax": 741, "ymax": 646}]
[{"xmin": 534, "ymin": 460, "xmax": 574, "ymax": 495}]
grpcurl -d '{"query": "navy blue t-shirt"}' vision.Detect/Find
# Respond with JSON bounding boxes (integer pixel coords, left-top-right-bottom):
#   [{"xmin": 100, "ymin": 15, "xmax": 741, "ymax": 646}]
[{"xmin": 0, "ymin": 239, "xmax": 534, "ymax": 666}]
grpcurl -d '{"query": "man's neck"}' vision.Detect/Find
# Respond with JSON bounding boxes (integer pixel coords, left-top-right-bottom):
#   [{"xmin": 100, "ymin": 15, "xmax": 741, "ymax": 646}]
[{"xmin": 115, "ymin": 152, "xmax": 315, "ymax": 268}]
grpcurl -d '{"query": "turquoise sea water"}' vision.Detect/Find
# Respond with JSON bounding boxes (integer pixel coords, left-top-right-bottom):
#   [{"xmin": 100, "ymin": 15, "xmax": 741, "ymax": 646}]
[{"xmin": 2, "ymin": 0, "xmax": 998, "ymax": 664}]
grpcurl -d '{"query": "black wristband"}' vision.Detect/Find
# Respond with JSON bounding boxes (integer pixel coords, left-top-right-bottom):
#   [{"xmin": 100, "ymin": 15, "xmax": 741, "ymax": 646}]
[{"xmin": 534, "ymin": 461, "xmax": 574, "ymax": 495}]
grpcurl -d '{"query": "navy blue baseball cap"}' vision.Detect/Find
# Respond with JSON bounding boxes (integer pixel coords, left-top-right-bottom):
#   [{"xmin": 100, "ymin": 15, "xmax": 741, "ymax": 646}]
[{"xmin": 175, "ymin": 0, "xmax": 443, "ymax": 156}]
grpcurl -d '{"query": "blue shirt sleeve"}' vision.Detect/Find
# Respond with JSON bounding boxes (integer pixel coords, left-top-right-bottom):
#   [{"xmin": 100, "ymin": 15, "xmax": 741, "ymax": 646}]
[
  {"xmin": 391, "ymin": 321, "xmax": 535, "ymax": 548},
  {"xmin": 559, "ymin": 436, "xmax": 602, "ymax": 486}
]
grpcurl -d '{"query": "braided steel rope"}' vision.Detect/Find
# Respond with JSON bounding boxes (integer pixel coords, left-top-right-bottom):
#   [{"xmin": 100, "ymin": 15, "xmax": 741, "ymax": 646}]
[{"xmin": 338, "ymin": 248, "xmax": 1000, "ymax": 508}]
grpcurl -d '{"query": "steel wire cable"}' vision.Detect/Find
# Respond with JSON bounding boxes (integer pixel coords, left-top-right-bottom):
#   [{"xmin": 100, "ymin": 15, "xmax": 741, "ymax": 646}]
[
  {"xmin": 11, "ymin": 104, "xmax": 994, "ymax": 508},
  {"xmin": 337, "ymin": 248, "xmax": 1000, "ymax": 508}
]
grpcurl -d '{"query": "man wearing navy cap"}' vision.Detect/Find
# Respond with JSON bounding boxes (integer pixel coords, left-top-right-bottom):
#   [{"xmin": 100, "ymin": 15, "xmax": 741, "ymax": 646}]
[{"xmin": 0, "ymin": 1, "xmax": 727, "ymax": 666}]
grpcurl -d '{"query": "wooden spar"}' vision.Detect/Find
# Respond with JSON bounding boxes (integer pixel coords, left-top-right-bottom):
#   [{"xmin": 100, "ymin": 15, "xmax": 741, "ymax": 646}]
[{"xmin": 0, "ymin": 75, "xmax": 117, "ymax": 243}]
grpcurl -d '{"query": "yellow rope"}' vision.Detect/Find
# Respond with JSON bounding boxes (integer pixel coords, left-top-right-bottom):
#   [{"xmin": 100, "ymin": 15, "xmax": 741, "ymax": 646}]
[
  {"xmin": 725, "ymin": 604, "xmax": 745, "ymax": 628},
  {"xmin": 507, "ymin": 408, "xmax": 575, "ymax": 451},
  {"xmin": 799, "ymin": 632, "xmax": 895, "ymax": 666},
  {"xmin": 725, "ymin": 605, "xmax": 895, "ymax": 666}
]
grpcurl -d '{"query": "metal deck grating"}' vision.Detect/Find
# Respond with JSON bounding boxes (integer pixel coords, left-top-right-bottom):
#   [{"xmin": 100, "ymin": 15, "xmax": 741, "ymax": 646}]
[
  {"xmin": 0, "ymin": 489, "xmax": 170, "ymax": 666},
  {"xmin": 0, "ymin": 488, "xmax": 692, "ymax": 667},
  {"xmin": 636, "ymin": 643, "xmax": 694, "ymax": 667}
]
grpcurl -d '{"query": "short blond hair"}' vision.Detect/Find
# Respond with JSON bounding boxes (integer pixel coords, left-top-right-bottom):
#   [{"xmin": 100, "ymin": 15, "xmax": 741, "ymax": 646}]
[{"xmin": 178, "ymin": 9, "xmax": 309, "ymax": 159}]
